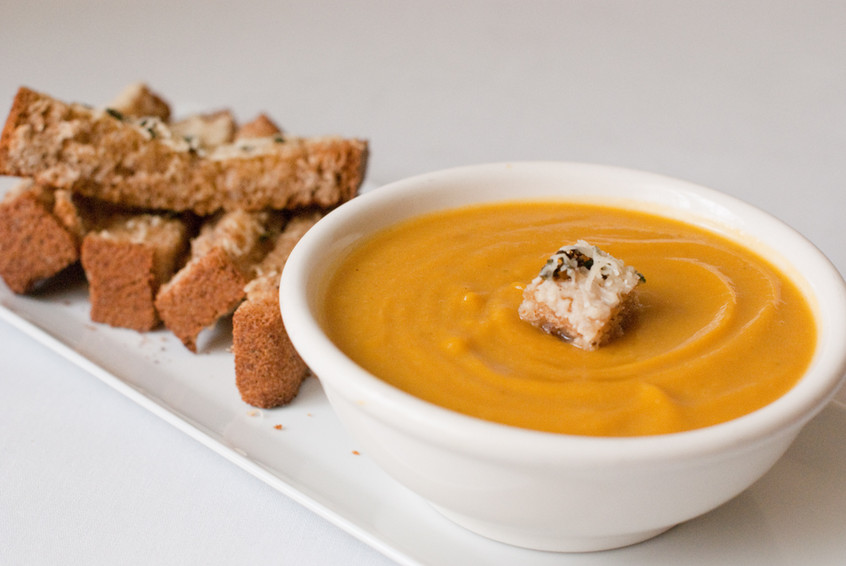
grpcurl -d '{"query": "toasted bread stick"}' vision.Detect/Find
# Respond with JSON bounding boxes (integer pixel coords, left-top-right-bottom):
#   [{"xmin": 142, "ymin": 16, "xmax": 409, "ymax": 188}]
[{"xmin": 0, "ymin": 87, "xmax": 368, "ymax": 215}]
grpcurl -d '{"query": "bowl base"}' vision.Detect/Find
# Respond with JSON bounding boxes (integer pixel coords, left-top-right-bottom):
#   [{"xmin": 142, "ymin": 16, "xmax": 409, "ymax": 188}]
[{"xmin": 432, "ymin": 504, "xmax": 674, "ymax": 553}]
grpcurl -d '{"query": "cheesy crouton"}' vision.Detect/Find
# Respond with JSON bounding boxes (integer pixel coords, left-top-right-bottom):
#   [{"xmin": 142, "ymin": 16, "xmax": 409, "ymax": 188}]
[{"xmin": 518, "ymin": 241, "xmax": 644, "ymax": 351}]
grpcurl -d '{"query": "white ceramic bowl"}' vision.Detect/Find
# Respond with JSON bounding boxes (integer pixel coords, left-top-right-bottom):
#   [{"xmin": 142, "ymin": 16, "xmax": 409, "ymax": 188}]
[{"xmin": 280, "ymin": 162, "xmax": 846, "ymax": 552}]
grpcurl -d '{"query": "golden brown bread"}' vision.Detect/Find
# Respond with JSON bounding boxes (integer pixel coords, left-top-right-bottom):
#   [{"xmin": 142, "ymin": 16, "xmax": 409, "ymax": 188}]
[
  {"xmin": 170, "ymin": 109, "xmax": 237, "ymax": 151},
  {"xmin": 0, "ymin": 177, "xmax": 170, "ymax": 296},
  {"xmin": 0, "ymin": 83, "xmax": 367, "ymax": 408},
  {"xmin": 154, "ymin": 209, "xmax": 283, "ymax": 351},
  {"xmin": 233, "ymin": 290, "xmax": 307, "ymax": 408},
  {"xmin": 81, "ymin": 213, "xmax": 191, "ymax": 331},
  {"xmin": 235, "ymin": 113, "xmax": 283, "ymax": 140},
  {"xmin": 234, "ymin": 211, "xmax": 322, "ymax": 407},
  {"xmin": 107, "ymin": 82, "xmax": 171, "ymax": 122},
  {"xmin": 0, "ymin": 87, "xmax": 368, "ymax": 215},
  {"xmin": 0, "ymin": 181, "xmax": 80, "ymax": 293}
]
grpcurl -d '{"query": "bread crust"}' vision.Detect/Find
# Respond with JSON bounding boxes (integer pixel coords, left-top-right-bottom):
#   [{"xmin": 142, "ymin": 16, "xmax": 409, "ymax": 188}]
[
  {"xmin": 235, "ymin": 113, "xmax": 281, "ymax": 140},
  {"xmin": 0, "ymin": 182, "xmax": 79, "ymax": 293},
  {"xmin": 155, "ymin": 246, "xmax": 247, "ymax": 352},
  {"xmin": 82, "ymin": 236, "xmax": 160, "ymax": 330},
  {"xmin": 233, "ymin": 292, "xmax": 308, "ymax": 408},
  {"xmin": 520, "ymin": 282, "xmax": 639, "ymax": 350},
  {"xmin": 0, "ymin": 87, "xmax": 368, "ymax": 215},
  {"xmin": 233, "ymin": 211, "xmax": 321, "ymax": 407},
  {"xmin": 155, "ymin": 210, "xmax": 281, "ymax": 351},
  {"xmin": 81, "ymin": 214, "xmax": 190, "ymax": 331}
]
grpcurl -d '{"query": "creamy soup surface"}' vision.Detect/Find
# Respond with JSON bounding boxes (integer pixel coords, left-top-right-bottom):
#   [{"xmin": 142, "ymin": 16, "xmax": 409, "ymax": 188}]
[{"xmin": 322, "ymin": 201, "xmax": 817, "ymax": 436}]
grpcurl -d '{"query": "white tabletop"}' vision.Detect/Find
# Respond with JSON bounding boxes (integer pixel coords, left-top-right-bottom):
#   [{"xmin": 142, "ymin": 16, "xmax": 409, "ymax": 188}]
[{"xmin": 2, "ymin": 1, "xmax": 845, "ymax": 564}]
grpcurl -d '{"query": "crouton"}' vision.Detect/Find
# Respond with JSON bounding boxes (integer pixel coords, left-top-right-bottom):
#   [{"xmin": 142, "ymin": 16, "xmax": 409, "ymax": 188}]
[
  {"xmin": 518, "ymin": 241, "xmax": 644, "ymax": 350},
  {"xmin": 233, "ymin": 211, "xmax": 322, "ymax": 407},
  {"xmin": 154, "ymin": 209, "xmax": 283, "ymax": 351},
  {"xmin": 81, "ymin": 213, "xmax": 191, "ymax": 331},
  {"xmin": 0, "ymin": 180, "xmax": 81, "ymax": 293}
]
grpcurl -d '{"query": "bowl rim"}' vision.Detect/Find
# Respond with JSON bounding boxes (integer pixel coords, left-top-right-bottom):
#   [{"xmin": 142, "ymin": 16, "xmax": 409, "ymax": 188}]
[{"xmin": 280, "ymin": 161, "xmax": 846, "ymax": 465}]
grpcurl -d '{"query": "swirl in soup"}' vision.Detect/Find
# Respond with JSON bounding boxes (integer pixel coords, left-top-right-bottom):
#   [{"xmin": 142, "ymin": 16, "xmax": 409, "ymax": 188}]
[{"xmin": 322, "ymin": 201, "xmax": 816, "ymax": 436}]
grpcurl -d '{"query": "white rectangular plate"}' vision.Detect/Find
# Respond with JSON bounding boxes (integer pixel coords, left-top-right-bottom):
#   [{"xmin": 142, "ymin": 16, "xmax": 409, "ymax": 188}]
[{"xmin": 3, "ymin": 268, "xmax": 846, "ymax": 566}]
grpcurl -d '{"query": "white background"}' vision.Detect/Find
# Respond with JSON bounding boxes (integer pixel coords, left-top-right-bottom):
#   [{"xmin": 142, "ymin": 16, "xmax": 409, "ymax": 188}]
[{"xmin": 1, "ymin": 1, "xmax": 845, "ymax": 564}]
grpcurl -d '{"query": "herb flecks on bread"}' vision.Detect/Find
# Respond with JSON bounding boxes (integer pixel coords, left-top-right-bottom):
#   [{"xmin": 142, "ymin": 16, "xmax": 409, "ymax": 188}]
[
  {"xmin": 0, "ymin": 83, "xmax": 368, "ymax": 408},
  {"xmin": 0, "ymin": 86, "xmax": 368, "ymax": 215}
]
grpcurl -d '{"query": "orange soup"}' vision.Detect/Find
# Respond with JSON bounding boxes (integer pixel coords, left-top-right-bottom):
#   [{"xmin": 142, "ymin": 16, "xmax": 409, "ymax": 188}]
[{"xmin": 322, "ymin": 202, "xmax": 817, "ymax": 436}]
